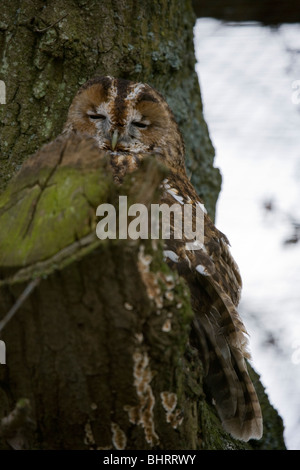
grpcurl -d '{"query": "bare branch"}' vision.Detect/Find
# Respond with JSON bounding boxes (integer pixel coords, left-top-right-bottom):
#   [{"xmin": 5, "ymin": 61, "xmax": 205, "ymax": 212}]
[
  {"xmin": 0, "ymin": 278, "xmax": 40, "ymax": 333},
  {"xmin": 0, "ymin": 399, "xmax": 31, "ymax": 439},
  {"xmin": 34, "ymin": 13, "xmax": 68, "ymax": 33}
]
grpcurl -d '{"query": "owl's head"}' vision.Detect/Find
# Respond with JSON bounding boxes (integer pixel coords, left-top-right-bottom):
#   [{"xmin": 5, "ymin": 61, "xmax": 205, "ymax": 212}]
[{"xmin": 64, "ymin": 76, "xmax": 185, "ymax": 170}]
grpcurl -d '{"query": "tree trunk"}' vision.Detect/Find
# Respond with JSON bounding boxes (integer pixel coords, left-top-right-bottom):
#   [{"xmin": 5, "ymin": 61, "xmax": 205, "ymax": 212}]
[{"xmin": 0, "ymin": 0, "xmax": 285, "ymax": 450}]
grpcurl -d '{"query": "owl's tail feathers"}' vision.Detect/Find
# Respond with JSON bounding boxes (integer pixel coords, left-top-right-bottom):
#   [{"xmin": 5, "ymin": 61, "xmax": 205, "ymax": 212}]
[
  {"xmin": 193, "ymin": 303, "xmax": 263, "ymax": 442},
  {"xmin": 223, "ymin": 351, "xmax": 263, "ymax": 441}
]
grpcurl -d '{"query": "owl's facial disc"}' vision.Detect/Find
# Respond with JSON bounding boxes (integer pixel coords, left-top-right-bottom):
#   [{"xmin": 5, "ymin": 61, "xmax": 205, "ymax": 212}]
[
  {"xmin": 64, "ymin": 78, "xmax": 185, "ymax": 168},
  {"xmin": 87, "ymin": 105, "xmax": 150, "ymax": 153}
]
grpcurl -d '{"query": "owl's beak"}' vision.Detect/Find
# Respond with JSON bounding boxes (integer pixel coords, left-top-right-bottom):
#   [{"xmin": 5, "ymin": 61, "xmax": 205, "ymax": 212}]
[{"xmin": 111, "ymin": 129, "xmax": 119, "ymax": 151}]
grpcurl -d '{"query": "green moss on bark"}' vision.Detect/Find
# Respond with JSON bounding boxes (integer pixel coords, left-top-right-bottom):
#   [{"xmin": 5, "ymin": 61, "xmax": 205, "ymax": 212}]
[{"xmin": 0, "ymin": 136, "xmax": 112, "ymax": 268}]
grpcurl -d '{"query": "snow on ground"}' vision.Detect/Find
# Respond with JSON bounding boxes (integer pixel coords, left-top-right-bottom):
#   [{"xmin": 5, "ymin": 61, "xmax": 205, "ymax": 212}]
[{"xmin": 194, "ymin": 19, "xmax": 300, "ymax": 450}]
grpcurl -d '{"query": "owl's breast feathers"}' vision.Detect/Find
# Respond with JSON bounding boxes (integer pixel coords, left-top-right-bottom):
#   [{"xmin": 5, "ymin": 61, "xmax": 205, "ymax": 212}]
[{"xmin": 108, "ymin": 151, "xmax": 141, "ymax": 184}]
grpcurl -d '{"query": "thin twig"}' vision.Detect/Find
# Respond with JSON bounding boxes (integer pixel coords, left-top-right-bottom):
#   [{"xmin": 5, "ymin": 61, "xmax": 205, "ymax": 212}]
[
  {"xmin": 34, "ymin": 13, "xmax": 68, "ymax": 33},
  {"xmin": 0, "ymin": 399, "xmax": 31, "ymax": 439},
  {"xmin": 0, "ymin": 232, "xmax": 99, "ymax": 287},
  {"xmin": 0, "ymin": 278, "xmax": 40, "ymax": 333}
]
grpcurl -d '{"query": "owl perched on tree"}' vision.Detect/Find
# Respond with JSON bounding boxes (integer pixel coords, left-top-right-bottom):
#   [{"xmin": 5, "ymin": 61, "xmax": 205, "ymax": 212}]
[{"xmin": 63, "ymin": 76, "xmax": 263, "ymax": 442}]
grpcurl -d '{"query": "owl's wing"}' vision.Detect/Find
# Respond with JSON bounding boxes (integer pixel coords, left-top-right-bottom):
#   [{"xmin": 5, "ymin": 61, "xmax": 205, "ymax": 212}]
[
  {"xmin": 191, "ymin": 260, "xmax": 263, "ymax": 442},
  {"xmin": 161, "ymin": 176, "xmax": 263, "ymax": 442}
]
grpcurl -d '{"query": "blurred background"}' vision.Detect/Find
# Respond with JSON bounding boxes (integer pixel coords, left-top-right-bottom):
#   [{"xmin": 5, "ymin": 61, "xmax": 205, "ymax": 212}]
[{"xmin": 194, "ymin": 5, "xmax": 300, "ymax": 450}]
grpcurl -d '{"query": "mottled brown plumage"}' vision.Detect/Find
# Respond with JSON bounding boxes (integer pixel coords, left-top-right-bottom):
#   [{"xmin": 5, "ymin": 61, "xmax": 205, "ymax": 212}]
[{"xmin": 64, "ymin": 76, "xmax": 263, "ymax": 441}]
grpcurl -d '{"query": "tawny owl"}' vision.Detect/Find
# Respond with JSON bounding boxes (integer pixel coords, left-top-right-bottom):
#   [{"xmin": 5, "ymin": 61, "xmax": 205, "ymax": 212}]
[{"xmin": 63, "ymin": 76, "xmax": 263, "ymax": 442}]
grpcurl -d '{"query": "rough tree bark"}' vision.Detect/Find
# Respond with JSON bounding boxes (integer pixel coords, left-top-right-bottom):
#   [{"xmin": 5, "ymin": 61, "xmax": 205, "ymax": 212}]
[{"xmin": 0, "ymin": 0, "xmax": 285, "ymax": 450}]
